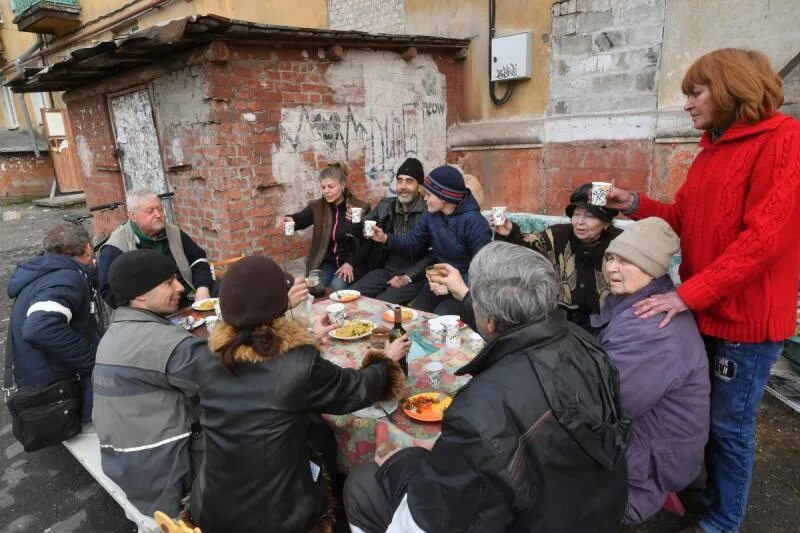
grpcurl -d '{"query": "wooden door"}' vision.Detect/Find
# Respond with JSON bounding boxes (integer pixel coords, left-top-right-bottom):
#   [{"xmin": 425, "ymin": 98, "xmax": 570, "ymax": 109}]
[
  {"xmin": 108, "ymin": 89, "xmax": 173, "ymax": 216},
  {"xmin": 42, "ymin": 108, "xmax": 84, "ymax": 193}
]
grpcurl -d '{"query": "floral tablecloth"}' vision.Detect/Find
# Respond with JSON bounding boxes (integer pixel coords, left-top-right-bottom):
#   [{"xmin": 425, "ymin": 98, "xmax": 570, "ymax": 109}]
[{"xmin": 315, "ymin": 296, "xmax": 476, "ymax": 472}]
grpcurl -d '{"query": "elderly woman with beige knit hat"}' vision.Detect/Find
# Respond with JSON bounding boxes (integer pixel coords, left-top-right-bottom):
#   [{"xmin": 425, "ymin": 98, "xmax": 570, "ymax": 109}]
[{"xmin": 591, "ymin": 218, "xmax": 710, "ymax": 525}]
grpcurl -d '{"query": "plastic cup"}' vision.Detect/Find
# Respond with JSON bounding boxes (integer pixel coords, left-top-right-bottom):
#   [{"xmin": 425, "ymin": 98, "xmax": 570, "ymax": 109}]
[
  {"xmin": 445, "ymin": 322, "xmax": 461, "ymax": 348},
  {"xmin": 590, "ymin": 182, "xmax": 613, "ymax": 206},
  {"xmin": 468, "ymin": 332, "xmax": 484, "ymax": 352},
  {"xmin": 429, "ymin": 320, "xmax": 445, "ymax": 344},
  {"xmin": 205, "ymin": 316, "xmax": 219, "ymax": 332},
  {"xmin": 214, "ymin": 301, "xmax": 222, "ymax": 319},
  {"xmin": 325, "ymin": 303, "xmax": 346, "ymax": 325},
  {"xmin": 350, "ymin": 207, "xmax": 362, "ymax": 223},
  {"xmin": 284, "ymin": 219, "xmax": 295, "ymax": 236},
  {"xmin": 363, "ymin": 220, "xmax": 377, "ymax": 237},
  {"xmin": 491, "ymin": 206, "xmax": 507, "ymax": 227},
  {"xmin": 424, "ymin": 361, "xmax": 444, "ymax": 389}
]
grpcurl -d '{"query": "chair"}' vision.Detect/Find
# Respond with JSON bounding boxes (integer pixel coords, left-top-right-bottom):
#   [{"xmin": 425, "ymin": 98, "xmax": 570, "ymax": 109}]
[
  {"xmin": 210, "ymin": 254, "xmax": 245, "ymax": 281},
  {"xmin": 153, "ymin": 511, "xmax": 201, "ymax": 533}
]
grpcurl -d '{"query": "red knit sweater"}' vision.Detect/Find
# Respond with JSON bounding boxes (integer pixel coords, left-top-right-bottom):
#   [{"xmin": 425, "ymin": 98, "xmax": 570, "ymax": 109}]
[{"xmin": 635, "ymin": 112, "xmax": 800, "ymax": 342}]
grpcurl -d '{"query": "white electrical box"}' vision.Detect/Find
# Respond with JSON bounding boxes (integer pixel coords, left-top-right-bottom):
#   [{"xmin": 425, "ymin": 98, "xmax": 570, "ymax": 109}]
[{"xmin": 491, "ymin": 32, "xmax": 532, "ymax": 82}]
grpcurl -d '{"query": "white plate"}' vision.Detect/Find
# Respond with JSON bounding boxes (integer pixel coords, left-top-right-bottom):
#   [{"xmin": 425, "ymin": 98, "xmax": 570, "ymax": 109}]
[
  {"xmin": 329, "ymin": 290, "xmax": 361, "ymax": 303},
  {"xmin": 328, "ymin": 320, "xmax": 375, "ymax": 341},
  {"xmin": 352, "ymin": 400, "xmax": 399, "ymax": 419},
  {"xmin": 430, "ymin": 315, "xmax": 467, "ymax": 329},
  {"xmin": 192, "ymin": 298, "xmax": 219, "ymax": 312}
]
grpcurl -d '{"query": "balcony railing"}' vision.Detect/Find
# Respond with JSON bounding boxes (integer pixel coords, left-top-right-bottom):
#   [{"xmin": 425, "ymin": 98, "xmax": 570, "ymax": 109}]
[
  {"xmin": 11, "ymin": 0, "xmax": 81, "ymax": 36},
  {"xmin": 12, "ymin": 0, "xmax": 80, "ymax": 12}
]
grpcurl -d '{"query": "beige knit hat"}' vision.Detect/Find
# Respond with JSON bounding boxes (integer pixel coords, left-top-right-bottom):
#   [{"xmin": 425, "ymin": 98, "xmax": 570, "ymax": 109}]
[{"xmin": 606, "ymin": 217, "xmax": 679, "ymax": 278}]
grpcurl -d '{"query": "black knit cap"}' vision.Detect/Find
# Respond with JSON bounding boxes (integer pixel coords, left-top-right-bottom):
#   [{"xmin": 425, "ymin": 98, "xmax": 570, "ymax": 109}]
[
  {"xmin": 423, "ymin": 165, "xmax": 467, "ymax": 203},
  {"xmin": 109, "ymin": 249, "xmax": 177, "ymax": 304},
  {"xmin": 396, "ymin": 157, "xmax": 425, "ymax": 185},
  {"xmin": 565, "ymin": 183, "xmax": 619, "ymax": 223},
  {"xmin": 220, "ymin": 255, "xmax": 294, "ymax": 329}
]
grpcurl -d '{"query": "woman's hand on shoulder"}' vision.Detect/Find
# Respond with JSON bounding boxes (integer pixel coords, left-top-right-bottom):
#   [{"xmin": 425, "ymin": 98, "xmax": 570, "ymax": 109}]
[{"xmin": 632, "ymin": 290, "xmax": 688, "ymax": 328}]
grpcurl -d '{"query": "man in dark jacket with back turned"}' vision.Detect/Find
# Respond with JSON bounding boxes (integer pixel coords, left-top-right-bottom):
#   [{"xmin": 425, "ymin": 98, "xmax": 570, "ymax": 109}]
[
  {"xmin": 7, "ymin": 223, "xmax": 101, "ymax": 423},
  {"xmin": 351, "ymin": 157, "xmax": 434, "ymax": 304},
  {"xmin": 344, "ymin": 242, "xmax": 631, "ymax": 533}
]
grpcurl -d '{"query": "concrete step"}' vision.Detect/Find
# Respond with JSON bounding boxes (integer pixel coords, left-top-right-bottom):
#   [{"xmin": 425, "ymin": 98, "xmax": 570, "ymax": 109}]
[{"xmin": 33, "ymin": 193, "xmax": 86, "ymax": 208}]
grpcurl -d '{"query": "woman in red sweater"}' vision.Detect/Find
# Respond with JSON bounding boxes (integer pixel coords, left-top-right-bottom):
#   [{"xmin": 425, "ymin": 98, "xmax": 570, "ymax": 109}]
[{"xmin": 607, "ymin": 49, "xmax": 800, "ymax": 533}]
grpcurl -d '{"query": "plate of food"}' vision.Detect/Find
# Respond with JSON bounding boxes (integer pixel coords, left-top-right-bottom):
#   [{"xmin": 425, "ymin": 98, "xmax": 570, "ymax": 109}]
[
  {"xmin": 352, "ymin": 400, "xmax": 399, "ymax": 419},
  {"xmin": 382, "ymin": 307, "xmax": 418, "ymax": 323},
  {"xmin": 402, "ymin": 392, "xmax": 453, "ymax": 422},
  {"xmin": 329, "ymin": 290, "xmax": 361, "ymax": 303},
  {"xmin": 329, "ymin": 319, "xmax": 375, "ymax": 341},
  {"xmin": 192, "ymin": 298, "xmax": 219, "ymax": 312},
  {"xmin": 430, "ymin": 315, "xmax": 466, "ymax": 330}
]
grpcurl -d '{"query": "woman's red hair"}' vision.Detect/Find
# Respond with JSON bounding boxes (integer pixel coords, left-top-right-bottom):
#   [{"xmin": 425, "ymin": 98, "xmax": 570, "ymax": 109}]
[{"xmin": 681, "ymin": 48, "xmax": 784, "ymax": 125}]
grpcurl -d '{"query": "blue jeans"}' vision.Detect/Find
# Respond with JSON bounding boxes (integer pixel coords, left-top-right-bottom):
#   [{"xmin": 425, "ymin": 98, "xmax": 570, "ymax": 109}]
[
  {"xmin": 699, "ymin": 338, "xmax": 782, "ymax": 533},
  {"xmin": 321, "ymin": 262, "xmax": 350, "ymax": 292}
]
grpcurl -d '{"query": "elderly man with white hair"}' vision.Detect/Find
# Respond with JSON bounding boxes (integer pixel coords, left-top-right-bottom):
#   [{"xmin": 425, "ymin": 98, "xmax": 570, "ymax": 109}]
[
  {"xmin": 344, "ymin": 242, "xmax": 631, "ymax": 533},
  {"xmin": 98, "ymin": 189, "xmax": 215, "ymax": 308}
]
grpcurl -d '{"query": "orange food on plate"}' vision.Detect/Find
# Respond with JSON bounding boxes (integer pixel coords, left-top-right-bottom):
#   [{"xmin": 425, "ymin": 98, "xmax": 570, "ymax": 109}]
[
  {"xmin": 382, "ymin": 308, "xmax": 414, "ymax": 322},
  {"xmin": 403, "ymin": 393, "xmax": 452, "ymax": 422}
]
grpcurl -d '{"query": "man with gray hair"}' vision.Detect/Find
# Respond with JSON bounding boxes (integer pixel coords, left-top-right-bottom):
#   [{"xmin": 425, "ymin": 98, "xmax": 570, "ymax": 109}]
[
  {"xmin": 344, "ymin": 242, "xmax": 631, "ymax": 532},
  {"xmin": 7, "ymin": 224, "xmax": 102, "ymax": 423},
  {"xmin": 98, "ymin": 189, "xmax": 215, "ymax": 308}
]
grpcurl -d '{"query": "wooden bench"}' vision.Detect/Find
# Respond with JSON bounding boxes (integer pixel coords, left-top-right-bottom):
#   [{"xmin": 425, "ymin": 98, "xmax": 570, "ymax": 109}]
[{"xmin": 62, "ymin": 431, "xmax": 159, "ymax": 532}]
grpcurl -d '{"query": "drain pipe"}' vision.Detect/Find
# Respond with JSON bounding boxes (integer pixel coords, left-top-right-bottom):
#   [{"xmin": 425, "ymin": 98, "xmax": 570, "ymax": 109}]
[{"xmin": 15, "ymin": 92, "xmax": 41, "ymax": 158}]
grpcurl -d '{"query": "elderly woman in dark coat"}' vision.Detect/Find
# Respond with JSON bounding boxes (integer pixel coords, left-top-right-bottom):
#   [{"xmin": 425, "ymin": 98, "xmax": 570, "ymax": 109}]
[
  {"xmin": 592, "ymin": 217, "xmax": 710, "ymax": 524},
  {"xmin": 189, "ymin": 256, "xmax": 409, "ymax": 533},
  {"xmin": 495, "ymin": 182, "xmax": 621, "ymax": 330}
]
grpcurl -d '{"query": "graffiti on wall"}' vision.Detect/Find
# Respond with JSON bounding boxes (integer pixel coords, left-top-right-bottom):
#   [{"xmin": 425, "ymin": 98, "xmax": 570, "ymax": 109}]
[{"xmin": 272, "ymin": 51, "xmax": 448, "ymax": 211}]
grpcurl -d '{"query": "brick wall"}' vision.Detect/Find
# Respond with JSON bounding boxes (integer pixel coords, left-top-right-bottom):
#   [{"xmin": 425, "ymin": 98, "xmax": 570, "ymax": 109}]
[
  {"xmin": 68, "ymin": 93, "xmax": 127, "ymax": 237},
  {"xmin": 0, "ymin": 153, "xmax": 54, "ymax": 202},
  {"xmin": 328, "ymin": 0, "xmax": 406, "ymax": 33},
  {"xmin": 68, "ymin": 42, "xmax": 460, "ymax": 265}
]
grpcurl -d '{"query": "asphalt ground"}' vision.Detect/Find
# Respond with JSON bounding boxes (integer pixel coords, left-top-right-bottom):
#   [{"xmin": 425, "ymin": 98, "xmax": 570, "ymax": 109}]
[{"xmin": 0, "ymin": 202, "xmax": 798, "ymax": 533}]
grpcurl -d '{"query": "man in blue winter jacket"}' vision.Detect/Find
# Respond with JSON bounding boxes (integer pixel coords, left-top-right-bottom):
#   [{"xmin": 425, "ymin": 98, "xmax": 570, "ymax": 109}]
[{"xmin": 7, "ymin": 223, "xmax": 101, "ymax": 422}]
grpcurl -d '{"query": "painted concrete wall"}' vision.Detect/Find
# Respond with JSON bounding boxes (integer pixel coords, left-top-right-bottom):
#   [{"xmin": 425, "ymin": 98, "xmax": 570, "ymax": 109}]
[
  {"xmin": 329, "ymin": 0, "xmax": 406, "ymax": 33},
  {"xmin": 64, "ymin": 42, "xmax": 460, "ymax": 263},
  {"xmin": 0, "ymin": 154, "xmax": 54, "ymax": 202}
]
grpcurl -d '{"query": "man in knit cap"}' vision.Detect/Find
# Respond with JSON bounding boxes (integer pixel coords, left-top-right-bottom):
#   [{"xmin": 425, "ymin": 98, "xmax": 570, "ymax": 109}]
[
  {"xmin": 92, "ymin": 249, "xmax": 207, "ymax": 518},
  {"xmin": 351, "ymin": 157, "xmax": 434, "ymax": 304},
  {"xmin": 591, "ymin": 217, "xmax": 710, "ymax": 524}
]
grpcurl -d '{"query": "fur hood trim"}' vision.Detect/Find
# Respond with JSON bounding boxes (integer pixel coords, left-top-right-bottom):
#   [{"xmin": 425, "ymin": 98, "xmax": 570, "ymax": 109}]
[
  {"xmin": 362, "ymin": 349, "xmax": 405, "ymax": 402},
  {"xmin": 208, "ymin": 316, "xmax": 318, "ymax": 363}
]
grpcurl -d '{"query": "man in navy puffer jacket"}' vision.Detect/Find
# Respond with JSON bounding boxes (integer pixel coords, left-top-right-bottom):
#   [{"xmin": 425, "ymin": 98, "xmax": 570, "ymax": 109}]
[
  {"xmin": 370, "ymin": 165, "xmax": 492, "ymax": 315},
  {"xmin": 7, "ymin": 224, "xmax": 101, "ymax": 423}
]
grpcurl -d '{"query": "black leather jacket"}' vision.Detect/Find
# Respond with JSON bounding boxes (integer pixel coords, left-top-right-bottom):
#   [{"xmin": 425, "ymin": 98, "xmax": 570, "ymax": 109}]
[
  {"xmin": 191, "ymin": 318, "xmax": 403, "ymax": 533},
  {"xmin": 378, "ymin": 314, "xmax": 631, "ymax": 532}
]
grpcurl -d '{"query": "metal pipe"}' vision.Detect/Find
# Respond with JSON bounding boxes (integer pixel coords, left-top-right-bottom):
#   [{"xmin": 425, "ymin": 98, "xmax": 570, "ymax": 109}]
[{"xmin": 15, "ymin": 92, "xmax": 40, "ymax": 157}]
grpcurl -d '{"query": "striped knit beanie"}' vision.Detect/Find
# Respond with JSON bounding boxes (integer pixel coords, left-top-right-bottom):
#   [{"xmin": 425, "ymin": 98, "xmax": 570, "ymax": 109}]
[{"xmin": 423, "ymin": 165, "xmax": 467, "ymax": 203}]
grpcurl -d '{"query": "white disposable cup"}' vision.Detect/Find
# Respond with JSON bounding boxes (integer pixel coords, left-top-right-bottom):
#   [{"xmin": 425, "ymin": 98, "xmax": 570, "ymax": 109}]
[
  {"xmin": 445, "ymin": 322, "xmax": 461, "ymax": 348},
  {"xmin": 429, "ymin": 320, "xmax": 445, "ymax": 344},
  {"xmin": 468, "ymin": 332, "xmax": 484, "ymax": 352},
  {"xmin": 363, "ymin": 220, "xmax": 377, "ymax": 237},
  {"xmin": 325, "ymin": 303, "xmax": 346, "ymax": 325},
  {"xmin": 590, "ymin": 182, "xmax": 613, "ymax": 206},
  {"xmin": 214, "ymin": 301, "xmax": 222, "ymax": 320},
  {"xmin": 205, "ymin": 316, "xmax": 219, "ymax": 332},
  {"xmin": 491, "ymin": 206, "xmax": 507, "ymax": 227},
  {"xmin": 424, "ymin": 361, "xmax": 444, "ymax": 389},
  {"xmin": 350, "ymin": 207, "xmax": 362, "ymax": 223},
  {"xmin": 284, "ymin": 219, "xmax": 295, "ymax": 236}
]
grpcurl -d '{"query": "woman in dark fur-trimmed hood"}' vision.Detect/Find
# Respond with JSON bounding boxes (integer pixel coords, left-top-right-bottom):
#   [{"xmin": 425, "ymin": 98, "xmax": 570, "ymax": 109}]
[{"xmin": 187, "ymin": 255, "xmax": 408, "ymax": 533}]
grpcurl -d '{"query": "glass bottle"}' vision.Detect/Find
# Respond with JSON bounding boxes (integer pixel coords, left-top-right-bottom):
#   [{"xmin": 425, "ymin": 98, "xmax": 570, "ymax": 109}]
[{"xmin": 388, "ymin": 306, "xmax": 408, "ymax": 376}]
